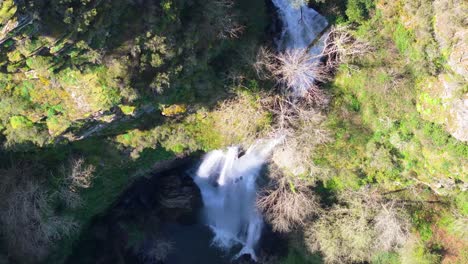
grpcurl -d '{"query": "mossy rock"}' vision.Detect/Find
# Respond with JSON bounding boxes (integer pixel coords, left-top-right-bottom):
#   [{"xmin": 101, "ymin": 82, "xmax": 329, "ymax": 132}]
[
  {"xmin": 118, "ymin": 105, "xmax": 136, "ymax": 116},
  {"xmin": 46, "ymin": 116, "xmax": 71, "ymax": 136},
  {"xmin": 9, "ymin": 115, "xmax": 33, "ymax": 129},
  {"xmin": 161, "ymin": 104, "xmax": 187, "ymax": 117}
]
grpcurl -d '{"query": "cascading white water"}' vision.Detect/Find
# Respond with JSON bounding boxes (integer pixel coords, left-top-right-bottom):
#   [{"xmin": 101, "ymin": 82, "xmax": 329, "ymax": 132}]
[
  {"xmin": 193, "ymin": 1, "xmax": 327, "ymax": 261},
  {"xmin": 272, "ymin": 0, "xmax": 328, "ymax": 52},
  {"xmin": 194, "ymin": 139, "xmax": 282, "ymax": 261},
  {"xmin": 272, "ymin": 0, "xmax": 329, "ymax": 97}
]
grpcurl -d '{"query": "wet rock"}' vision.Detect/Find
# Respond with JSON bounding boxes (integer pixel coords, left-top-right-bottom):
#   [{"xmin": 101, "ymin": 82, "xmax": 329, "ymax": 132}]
[
  {"xmin": 156, "ymin": 172, "xmax": 202, "ymax": 223},
  {"xmin": 65, "ymin": 156, "xmax": 201, "ymax": 263}
]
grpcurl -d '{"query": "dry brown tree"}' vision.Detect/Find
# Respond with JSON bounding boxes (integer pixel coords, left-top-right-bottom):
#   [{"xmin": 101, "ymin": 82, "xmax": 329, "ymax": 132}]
[
  {"xmin": 261, "ymin": 95, "xmax": 331, "ymax": 178},
  {"xmin": 257, "ymin": 167, "xmax": 322, "ymax": 233},
  {"xmin": 255, "ymin": 47, "xmax": 331, "ymax": 102},
  {"xmin": 254, "ymin": 25, "xmax": 371, "ymax": 102},
  {"xmin": 320, "ymin": 25, "xmax": 373, "ymax": 69},
  {"xmin": 0, "ymin": 163, "xmax": 78, "ymax": 263},
  {"xmin": 374, "ymin": 201, "xmax": 411, "ymax": 251},
  {"xmin": 58, "ymin": 157, "xmax": 95, "ymax": 209},
  {"xmin": 212, "ymin": 0, "xmax": 245, "ymax": 39},
  {"xmin": 67, "ymin": 157, "xmax": 95, "ymax": 190},
  {"xmin": 305, "ymin": 188, "xmax": 410, "ymax": 263}
]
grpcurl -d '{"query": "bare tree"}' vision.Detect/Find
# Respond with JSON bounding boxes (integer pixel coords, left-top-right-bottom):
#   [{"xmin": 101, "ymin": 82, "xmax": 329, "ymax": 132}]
[
  {"xmin": 254, "ymin": 26, "xmax": 371, "ymax": 100},
  {"xmin": 255, "ymin": 47, "xmax": 331, "ymax": 101},
  {"xmin": 59, "ymin": 157, "xmax": 95, "ymax": 209},
  {"xmin": 257, "ymin": 167, "xmax": 321, "ymax": 232},
  {"xmin": 320, "ymin": 25, "xmax": 373, "ymax": 69},
  {"xmin": 374, "ymin": 202, "xmax": 410, "ymax": 251},
  {"xmin": 67, "ymin": 158, "xmax": 95, "ymax": 190},
  {"xmin": 212, "ymin": 0, "xmax": 245, "ymax": 39},
  {"xmin": 263, "ymin": 95, "xmax": 331, "ymax": 177},
  {"xmin": 0, "ymin": 164, "xmax": 78, "ymax": 263},
  {"xmin": 305, "ymin": 188, "xmax": 411, "ymax": 263}
]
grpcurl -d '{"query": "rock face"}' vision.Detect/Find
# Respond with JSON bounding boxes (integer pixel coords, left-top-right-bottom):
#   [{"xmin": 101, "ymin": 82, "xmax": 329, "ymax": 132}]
[
  {"xmin": 433, "ymin": 0, "xmax": 468, "ymax": 79},
  {"xmin": 114, "ymin": 157, "xmax": 202, "ymax": 222},
  {"xmin": 431, "ymin": 0, "xmax": 468, "ymax": 142},
  {"xmin": 65, "ymin": 156, "xmax": 202, "ymax": 264},
  {"xmin": 448, "ymin": 97, "xmax": 468, "ymax": 142},
  {"xmin": 417, "ymin": 74, "xmax": 468, "ymax": 142},
  {"xmin": 156, "ymin": 169, "xmax": 202, "ymax": 222},
  {"xmin": 406, "ymin": 0, "xmax": 468, "ymax": 142}
]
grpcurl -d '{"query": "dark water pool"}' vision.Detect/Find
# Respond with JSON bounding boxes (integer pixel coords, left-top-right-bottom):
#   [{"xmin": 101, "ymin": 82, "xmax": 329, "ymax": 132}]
[{"xmin": 163, "ymin": 222, "xmax": 238, "ymax": 264}]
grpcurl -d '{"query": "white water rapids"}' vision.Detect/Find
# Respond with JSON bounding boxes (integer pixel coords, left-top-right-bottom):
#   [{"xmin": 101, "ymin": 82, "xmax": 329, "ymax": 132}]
[
  {"xmin": 194, "ymin": 139, "xmax": 282, "ymax": 261},
  {"xmin": 193, "ymin": 0, "xmax": 328, "ymax": 261}
]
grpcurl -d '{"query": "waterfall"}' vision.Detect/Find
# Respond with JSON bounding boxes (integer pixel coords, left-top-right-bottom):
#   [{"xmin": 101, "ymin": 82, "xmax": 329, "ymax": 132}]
[
  {"xmin": 272, "ymin": 0, "xmax": 328, "ymax": 52},
  {"xmin": 272, "ymin": 0, "xmax": 329, "ymax": 97},
  {"xmin": 193, "ymin": 1, "xmax": 327, "ymax": 261},
  {"xmin": 194, "ymin": 139, "xmax": 282, "ymax": 261}
]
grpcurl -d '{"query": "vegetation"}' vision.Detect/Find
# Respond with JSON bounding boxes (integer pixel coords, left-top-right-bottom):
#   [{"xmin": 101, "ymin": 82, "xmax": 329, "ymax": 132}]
[{"xmin": 0, "ymin": 0, "xmax": 466, "ymax": 263}]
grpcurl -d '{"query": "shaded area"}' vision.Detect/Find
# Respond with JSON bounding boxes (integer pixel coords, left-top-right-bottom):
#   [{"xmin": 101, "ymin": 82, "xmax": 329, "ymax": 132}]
[{"xmin": 66, "ymin": 156, "xmax": 202, "ymax": 264}]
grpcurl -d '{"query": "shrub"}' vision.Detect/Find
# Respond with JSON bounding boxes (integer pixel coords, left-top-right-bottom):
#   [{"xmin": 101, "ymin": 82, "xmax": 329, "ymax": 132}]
[
  {"xmin": 346, "ymin": 0, "xmax": 374, "ymax": 23},
  {"xmin": 0, "ymin": 164, "xmax": 78, "ymax": 263},
  {"xmin": 4, "ymin": 122, "xmax": 49, "ymax": 148},
  {"xmin": 257, "ymin": 167, "xmax": 321, "ymax": 232},
  {"xmin": 161, "ymin": 104, "xmax": 187, "ymax": 117},
  {"xmin": 0, "ymin": 0, "xmax": 17, "ymax": 24},
  {"xmin": 255, "ymin": 47, "xmax": 329, "ymax": 99},
  {"xmin": 46, "ymin": 116, "xmax": 71, "ymax": 136},
  {"xmin": 9, "ymin": 115, "xmax": 33, "ymax": 129},
  {"xmin": 305, "ymin": 188, "xmax": 410, "ymax": 263},
  {"xmin": 268, "ymin": 96, "xmax": 331, "ymax": 177},
  {"xmin": 211, "ymin": 92, "xmax": 271, "ymax": 146},
  {"xmin": 399, "ymin": 236, "xmax": 441, "ymax": 264},
  {"xmin": 119, "ymin": 105, "xmax": 136, "ymax": 116}
]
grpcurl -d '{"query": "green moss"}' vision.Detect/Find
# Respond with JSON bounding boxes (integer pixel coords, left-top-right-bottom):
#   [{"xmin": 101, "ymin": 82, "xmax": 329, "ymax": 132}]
[
  {"xmin": 393, "ymin": 23, "xmax": 413, "ymax": 55},
  {"xmin": 46, "ymin": 116, "xmax": 71, "ymax": 136},
  {"xmin": 372, "ymin": 252, "xmax": 400, "ymax": 264},
  {"xmin": 9, "ymin": 115, "xmax": 33, "ymax": 129},
  {"xmin": 0, "ymin": 0, "xmax": 17, "ymax": 24},
  {"xmin": 118, "ymin": 105, "xmax": 136, "ymax": 115}
]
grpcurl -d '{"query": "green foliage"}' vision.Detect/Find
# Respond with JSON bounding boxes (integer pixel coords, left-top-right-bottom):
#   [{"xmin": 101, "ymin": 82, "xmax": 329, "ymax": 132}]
[
  {"xmin": 317, "ymin": 11, "xmax": 467, "ymax": 191},
  {"xmin": 0, "ymin": 0, "xmax": 16, "ymax": 24},
  {"xmin": 372, "ymin": 252, "xmax": 400, "ymax": 264},
  {"xmin": 9, "ymin": 115, "xmax": 33, "ymax": 129},
  {"xmin": 346, "ymin": 0, "xmax": 374, "ymax": 23},
  {"xmin": 46, "ymin": 116, "xmax": 71, "ymax": 136},
  {"xmin": 2, "ymin": 0, "xmax": 465, "ymax": 263},
  {"xmin": 282, "ymin": 249, "xmax": 323, "ymax": 264},
  {"xmin": 0, "ymin": 0, "xmax": 273, "ymax": 261},
  {"xmin": 118, "ymin": 105, "xmax": 136, "ymax": 116},
  {"xmin": 399, "ymin": 238, "xmax": 441, "ymax": 264},
  {"xmin": 309, "ymin": 3, "xmax": 467, "ymax": 263}
]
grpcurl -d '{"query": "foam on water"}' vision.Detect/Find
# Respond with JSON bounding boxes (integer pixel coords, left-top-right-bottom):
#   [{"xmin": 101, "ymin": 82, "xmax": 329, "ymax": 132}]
[{"xmin": 194, "ymin": 139, "xmax": 282, "ymax": 261}]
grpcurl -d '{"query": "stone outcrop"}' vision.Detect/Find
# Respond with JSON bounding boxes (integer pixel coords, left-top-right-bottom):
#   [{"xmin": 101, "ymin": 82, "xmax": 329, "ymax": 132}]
[
  {"xmin": 407, "ymin": 0, "xmax": 468, "ymax": 142},
  {"xmin": 417, "ymin": 74, "xmax": 468, "ymax": 142}
]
